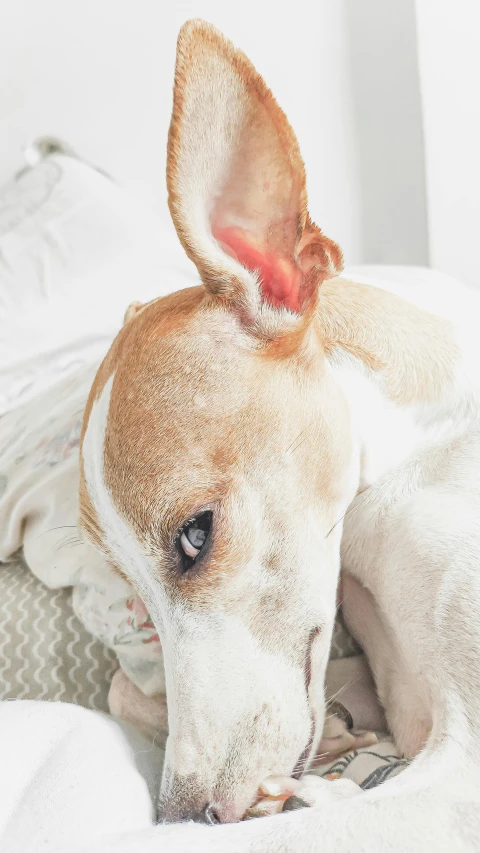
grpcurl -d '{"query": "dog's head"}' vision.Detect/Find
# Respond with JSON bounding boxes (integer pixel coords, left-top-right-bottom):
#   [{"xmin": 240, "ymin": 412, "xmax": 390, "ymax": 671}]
[{"xmin": 80, "ymin": 20, "xmax": 357, "ymax": 824}]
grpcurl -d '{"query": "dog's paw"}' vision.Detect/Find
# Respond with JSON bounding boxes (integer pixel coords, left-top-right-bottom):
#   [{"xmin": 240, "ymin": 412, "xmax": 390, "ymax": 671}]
[
  {"xmin": 243, "ymin": 776, "xmax": 300, "ymax": 819},
  {"xmin": 282, "ymin": 774, "xmax": 360, "ymax": 808},
  {"xmin": 244, "ymin": 773, "xmax": 361, "ymax": 818},
  {"xmin": 315, "ymin": 701, "xmax": 377, "ymax": 764}
]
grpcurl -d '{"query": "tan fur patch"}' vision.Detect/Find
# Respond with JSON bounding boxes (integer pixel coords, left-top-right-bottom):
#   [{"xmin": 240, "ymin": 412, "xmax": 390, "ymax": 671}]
[
  {"xmin": 319, "ymin": 277, "xmax": 458, "ymax": 405},
  {"xmin": 78, "ymin": 288, "xmax": 207, "ymax": 552},
  {"xmin": 79, "ymin": 284, "xmax": 350, "ymax": 609}
]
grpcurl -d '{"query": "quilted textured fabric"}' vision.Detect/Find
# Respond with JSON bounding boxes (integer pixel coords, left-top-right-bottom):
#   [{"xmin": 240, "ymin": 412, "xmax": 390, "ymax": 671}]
[{"xmin": 0, "ymin": 554, "xmax": 117, "ymax": 710}]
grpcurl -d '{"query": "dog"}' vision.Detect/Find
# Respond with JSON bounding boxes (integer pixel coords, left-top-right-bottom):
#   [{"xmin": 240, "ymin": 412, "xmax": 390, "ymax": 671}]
[{"xmin": 79, "ymin": 19, "xmax": 480, "ymax": 851}]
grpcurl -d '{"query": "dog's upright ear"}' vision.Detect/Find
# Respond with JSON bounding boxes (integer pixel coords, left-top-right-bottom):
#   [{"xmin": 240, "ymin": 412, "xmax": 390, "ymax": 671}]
[{"xmin": 167, "ymin": 19, "xmax": 343, "ymax": 334}]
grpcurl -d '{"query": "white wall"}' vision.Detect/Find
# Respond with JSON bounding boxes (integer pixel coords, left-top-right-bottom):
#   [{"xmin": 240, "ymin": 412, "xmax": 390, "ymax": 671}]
[
  {"xmin": 0, "ymin": 1, "xmax": 429, "ymax": 268},
  {"xmin": 345, "ymin": 0, "xmax": 428, "ymax": 265},
  {"xmin": 0, "ymin": 0, "xmax": 362, "ymax": 264},
  {"xmin": 416, "ymin": 0, "xmax": 480, "ymax": 287}
]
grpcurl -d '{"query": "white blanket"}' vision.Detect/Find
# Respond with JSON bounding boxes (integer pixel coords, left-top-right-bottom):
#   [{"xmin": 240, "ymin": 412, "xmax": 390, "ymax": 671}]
[{"xmin": 0, "ymin": 700, "xmax": 166, "ymax": 853}]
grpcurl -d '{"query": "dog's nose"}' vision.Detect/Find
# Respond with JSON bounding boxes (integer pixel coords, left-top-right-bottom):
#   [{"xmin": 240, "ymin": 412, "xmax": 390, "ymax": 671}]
[
  {"xmin": 187, "ymin": 804, "xmax": 220, "ymax": 825},
  {"xmin": 158, "ymin": 773, "xmax": 238, "ymax": 824}
]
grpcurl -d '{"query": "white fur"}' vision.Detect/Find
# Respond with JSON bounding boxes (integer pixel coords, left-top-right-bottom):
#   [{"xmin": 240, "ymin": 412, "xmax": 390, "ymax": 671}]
[
  {"xmin": 82, "ymin": 375, "xmax": 165, "ymax": 625},
  {"xmin": 82, "ymin": 271, "xmax": 480, "ymax": 849}
]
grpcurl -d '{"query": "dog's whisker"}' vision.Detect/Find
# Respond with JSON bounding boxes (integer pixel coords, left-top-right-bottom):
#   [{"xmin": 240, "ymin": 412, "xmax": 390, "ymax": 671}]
[
  {"xmin": 132, "ymin": 728, "xmax": 167, "ymax": 758},
  {"xmin": 284, "ymin": 420, "xmax": 317, "ymax": 456},
  {"xmin": 54, "ymin": 535, "xmax": 83, "ymax": 551},
  {"xmin": 280, "ymin": 751, "xmax": 332, "ymax": 776},
  {"xmin": 325, "ymin": 488, "xmax": 372, "ymax": 540},
  {"xmin": 325, "ymin": 681, "xmax": 354, "ymax": 707},
  {"xmin": 36, "ymin": 525, "xmax": 79, "ymax": 540}
]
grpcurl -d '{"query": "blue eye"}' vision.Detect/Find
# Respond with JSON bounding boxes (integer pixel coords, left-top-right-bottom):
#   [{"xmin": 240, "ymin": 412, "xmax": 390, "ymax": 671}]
[{"xmin": 177, "ymin": 511, "xmax": 212, "ymax": 569}]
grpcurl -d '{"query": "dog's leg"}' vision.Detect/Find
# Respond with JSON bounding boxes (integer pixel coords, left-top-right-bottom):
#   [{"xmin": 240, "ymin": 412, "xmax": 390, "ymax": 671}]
[
  {"xmin": 341, "ymin": 468, "xmax": 480, "ymax": 759},
  {"xmin": 341, "ymin": 573, "xmax": 432, "ymax": 758}
]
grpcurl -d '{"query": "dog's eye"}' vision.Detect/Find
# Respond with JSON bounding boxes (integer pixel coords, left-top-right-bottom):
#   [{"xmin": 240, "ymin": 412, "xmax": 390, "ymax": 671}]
[{"xmin": 177, "ymin": 511, "xmax": 212, "ymax": 570}]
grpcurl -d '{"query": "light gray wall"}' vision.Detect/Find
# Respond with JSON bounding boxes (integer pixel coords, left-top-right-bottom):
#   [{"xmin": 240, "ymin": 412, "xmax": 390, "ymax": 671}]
[
  {"xmin": 0, "ymin": 0, "xmax": 363, "ymax": 263},
  {"xmin": 345, "ymin": 0, "xmax": 429, "ymax": 265},
  {"xmin": 416, "ymin": 0, "xmax": 480, "ymax": 288}
]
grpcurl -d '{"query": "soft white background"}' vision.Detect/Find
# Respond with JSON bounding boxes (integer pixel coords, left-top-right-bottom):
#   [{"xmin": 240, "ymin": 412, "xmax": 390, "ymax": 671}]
[
  {"xmin": 1, "ymin": 0, "xmax": 479, "ymax": 282},
  {"xmin": 416, "ymin": 0, "xmax": 480, "ymax": 287}
]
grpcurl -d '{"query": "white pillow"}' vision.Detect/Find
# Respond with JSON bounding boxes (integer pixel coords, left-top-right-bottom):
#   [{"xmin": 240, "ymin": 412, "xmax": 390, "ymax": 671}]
[{"xmin": 0, "ymin": 147, "xmax": 197, "ymax": 415}]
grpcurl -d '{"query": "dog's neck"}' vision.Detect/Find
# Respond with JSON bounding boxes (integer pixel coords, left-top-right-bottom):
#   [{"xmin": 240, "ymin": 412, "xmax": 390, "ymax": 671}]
[{"xmin": 318, "ymin": 277, "xmax": 464, "ymax": 490}]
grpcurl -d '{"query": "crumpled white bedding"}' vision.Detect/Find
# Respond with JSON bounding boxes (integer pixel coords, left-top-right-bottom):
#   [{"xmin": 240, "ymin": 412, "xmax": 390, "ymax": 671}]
[
  {"xmin": 0, "ymin": 700, "xmax": 165, "ymax": 853},
  {"xmin": 0, "ymin": 150, "xmax": 196, "ymax": 416}
]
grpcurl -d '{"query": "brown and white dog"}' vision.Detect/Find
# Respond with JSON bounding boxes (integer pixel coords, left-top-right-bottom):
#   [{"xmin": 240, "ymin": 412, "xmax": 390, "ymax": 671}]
[{"xmin": 79, "ymin": 19, "xmax": 480, "ymax": 851}]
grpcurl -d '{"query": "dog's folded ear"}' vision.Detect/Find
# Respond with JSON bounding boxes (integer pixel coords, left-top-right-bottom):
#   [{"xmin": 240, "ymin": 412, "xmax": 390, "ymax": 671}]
[
  {"xmin": 167, "ymin": 19, "xmax": 343, "ymax": 334},
  {"xmin": 123, "ymin": 301, "xmax": 143, "ymax": 325}
]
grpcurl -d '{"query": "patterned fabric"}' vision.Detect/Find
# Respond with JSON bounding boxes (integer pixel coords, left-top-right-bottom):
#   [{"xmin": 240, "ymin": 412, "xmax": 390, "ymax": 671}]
[
  {"xmin": 319, "ymin": 738, "xmax": 408, "ymax": 789},
  {"xmin": 0, "ymin": 554, "xmax": 116, "ymax": 711}
]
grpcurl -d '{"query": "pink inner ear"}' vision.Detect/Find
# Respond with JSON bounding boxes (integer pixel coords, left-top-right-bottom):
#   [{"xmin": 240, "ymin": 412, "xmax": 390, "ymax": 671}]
[{"xmin": 214, "ymin": 226, "xmax": 304, "ymax": 313}]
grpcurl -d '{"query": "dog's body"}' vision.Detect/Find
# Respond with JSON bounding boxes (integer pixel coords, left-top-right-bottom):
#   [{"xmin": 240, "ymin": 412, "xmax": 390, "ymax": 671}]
[{"xmin": 79, "ymin": 20, "xmax": 480, "ymax": 851}]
